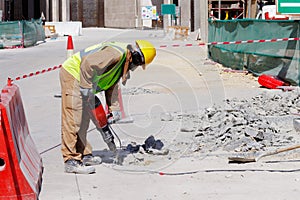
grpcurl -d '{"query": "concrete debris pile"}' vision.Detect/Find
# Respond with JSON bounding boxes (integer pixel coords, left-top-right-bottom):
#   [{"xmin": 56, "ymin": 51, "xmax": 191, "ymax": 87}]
[
  {"xmin": 181, "ymin": 90, "xmax": 300, "ymax": 153},
  {"xmin": 122, "ymin": 87, "xmax": 160, "ymax": 95}
]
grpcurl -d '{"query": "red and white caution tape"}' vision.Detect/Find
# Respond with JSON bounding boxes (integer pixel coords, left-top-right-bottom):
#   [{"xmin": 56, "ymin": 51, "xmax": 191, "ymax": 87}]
[
  {"xmin": 159, "ymin": 43, "xmax": 195, "ymax": 48},
  {"xmin": 7, "ymin": 65, "xmax": 62, "ymax": 85},
  {"xmin": 208, "ymin": 37, "xmax": 300, "ymax": 45},
  {"xmin": 6, "ymin": 36, "xmax": 300, "ymax": 84},
  {"xmin": 159, "ymin": 37, "xmax": 300, "ymax": 48}
]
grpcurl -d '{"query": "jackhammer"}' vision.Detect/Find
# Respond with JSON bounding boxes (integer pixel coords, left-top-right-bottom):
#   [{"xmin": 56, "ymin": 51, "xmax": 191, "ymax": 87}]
[{"xmin": 85, "ymin": 95, "xmax": 120, "ymax": 152}]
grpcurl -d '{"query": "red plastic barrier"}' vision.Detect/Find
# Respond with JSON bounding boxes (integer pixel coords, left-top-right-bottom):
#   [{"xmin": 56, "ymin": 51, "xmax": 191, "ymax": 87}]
[
  {"xmin": 258, "ymin": 74, "xmax": 285, "ymax": 89},
  {"xmin": 265, "ymin": 12, "xmax": 289, "ymax": 20},
  {"xmin": 118, "ymin": 86, "xmax": 126, "ymax": 119},
  {"xmin": 0, "ymin": 83, "xmax": 43, "ymax": 200}
]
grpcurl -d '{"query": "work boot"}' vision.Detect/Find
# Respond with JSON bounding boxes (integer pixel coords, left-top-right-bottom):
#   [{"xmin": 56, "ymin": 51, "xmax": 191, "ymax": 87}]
[
  {"xmin": 64, "ymin": 159, "xmax": 95, "ymax": 174},
  {"xmin": 82, "ymin": 155, "xmax": 102, "ymax": 166}
]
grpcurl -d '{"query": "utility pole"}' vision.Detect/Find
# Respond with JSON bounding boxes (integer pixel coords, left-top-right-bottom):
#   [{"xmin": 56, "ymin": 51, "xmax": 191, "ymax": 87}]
[
  {"xmin": 199, "ymin": 0, "xmax": 208, "ymax": 42},
  {"xmin": 163, "ymin": 0, "xmax": 172, "ymax": 29},
  {"xmin": 61, "ymin": 0, "xmax": 70, "ymax": 22},
  {"xmin": 52, "ymin": 0, "xmax": 59, "ymax": 21}
]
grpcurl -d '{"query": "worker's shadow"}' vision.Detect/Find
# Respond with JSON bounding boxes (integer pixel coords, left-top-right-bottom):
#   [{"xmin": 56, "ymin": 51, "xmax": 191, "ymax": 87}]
[{"xmin": 92, "ymin": 148, "xmax": 131, "ymax": 165}]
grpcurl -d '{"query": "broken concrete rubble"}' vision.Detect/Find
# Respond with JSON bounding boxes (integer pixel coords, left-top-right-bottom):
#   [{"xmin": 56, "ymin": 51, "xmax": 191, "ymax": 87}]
[
  {"xmin": 175, "ymin": 89, "xmax": 300, "ymax": 153},
  {"xmin": 160, "ymin": 112, "xmax": 174, "ymax": 121},
  {"xmin": 122, "ymin": 87, "xmax": 160, "ymax": 95},
  {"xmin": 195, "ymin": 91, "xmax": 300, "ymax": 151},
  {"xmin": 119, "ymin": 87, "xmax": 300, "ymax": 167}
]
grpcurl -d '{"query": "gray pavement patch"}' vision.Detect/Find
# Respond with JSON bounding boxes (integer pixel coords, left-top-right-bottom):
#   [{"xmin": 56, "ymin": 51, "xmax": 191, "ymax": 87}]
[{"xmin": 122, "ymin": 87, "xmax": 160, "ymax": 95}]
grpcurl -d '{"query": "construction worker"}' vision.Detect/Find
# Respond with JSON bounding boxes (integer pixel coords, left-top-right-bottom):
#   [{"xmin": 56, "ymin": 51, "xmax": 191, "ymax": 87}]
[{"xmin": 59, "ymin": 40, "xmax": 156, "ymax": 174}]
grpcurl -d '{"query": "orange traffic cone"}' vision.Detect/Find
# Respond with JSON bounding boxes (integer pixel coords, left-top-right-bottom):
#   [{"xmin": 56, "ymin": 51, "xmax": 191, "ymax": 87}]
[{"xmin": 66, "ymin": 35, "xmax": 74, "ymax": 58}]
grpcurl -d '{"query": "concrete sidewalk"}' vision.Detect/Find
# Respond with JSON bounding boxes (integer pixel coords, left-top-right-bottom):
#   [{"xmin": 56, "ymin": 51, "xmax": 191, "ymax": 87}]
[{"xmin": 1, "ymin": 28, "xmax": 300, "ymax": 200}]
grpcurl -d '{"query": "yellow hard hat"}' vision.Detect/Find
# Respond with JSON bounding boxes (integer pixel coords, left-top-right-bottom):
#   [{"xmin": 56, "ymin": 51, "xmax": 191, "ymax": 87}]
[{"xmin": 136, "ymin": 40, "xmax": 156, "ymax": 69}]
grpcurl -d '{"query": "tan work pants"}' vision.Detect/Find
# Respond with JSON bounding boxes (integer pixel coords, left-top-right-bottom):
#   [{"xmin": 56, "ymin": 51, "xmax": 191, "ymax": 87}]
[{"xmin": 59, "ymin": 68, "xmax": 92, "ymax": 162}]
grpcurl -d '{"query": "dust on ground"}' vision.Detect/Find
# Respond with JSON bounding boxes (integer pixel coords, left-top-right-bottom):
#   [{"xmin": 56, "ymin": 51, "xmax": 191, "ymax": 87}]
[{"xmin": 102, "ymin": 64, "xmax": 300, "ymax": 169}]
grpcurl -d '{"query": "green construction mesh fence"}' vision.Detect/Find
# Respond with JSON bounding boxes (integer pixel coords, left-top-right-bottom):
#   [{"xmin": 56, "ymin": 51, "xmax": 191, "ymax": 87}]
[
  {"xmin": 0, "ymin": 19, "xmax": 45, "ymax": 49},
  {"xmin": 208, "ymin": 19, "xmax": 300, "ymax": 86}
]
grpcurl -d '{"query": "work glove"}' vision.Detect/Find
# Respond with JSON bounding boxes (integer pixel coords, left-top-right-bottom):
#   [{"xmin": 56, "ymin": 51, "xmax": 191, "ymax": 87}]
[
  {"xmin": 107, "ymin": 110, "xmax": 122, "ymax": 124},
  {"xmin": 80, "ymin": 87, "xmax": 94, "ymax": 101}
]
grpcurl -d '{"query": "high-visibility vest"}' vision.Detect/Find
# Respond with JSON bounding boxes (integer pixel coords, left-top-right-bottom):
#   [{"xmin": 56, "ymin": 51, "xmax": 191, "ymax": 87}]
[{"xmin": 62, "ymin": 42, "xmax": 127, "ymax": 91}]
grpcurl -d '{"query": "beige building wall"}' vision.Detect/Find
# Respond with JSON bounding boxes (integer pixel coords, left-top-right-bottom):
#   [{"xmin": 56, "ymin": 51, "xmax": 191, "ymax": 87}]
[{"xmin": 104, "ymin": 0, "xmax": 138, "ymax": 28}]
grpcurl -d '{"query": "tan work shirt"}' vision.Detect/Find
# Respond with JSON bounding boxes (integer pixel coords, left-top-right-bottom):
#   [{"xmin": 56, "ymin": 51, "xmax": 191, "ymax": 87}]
[{"xmin": 80, "ymin": 46, "xmax": 123, "ymax": 111}]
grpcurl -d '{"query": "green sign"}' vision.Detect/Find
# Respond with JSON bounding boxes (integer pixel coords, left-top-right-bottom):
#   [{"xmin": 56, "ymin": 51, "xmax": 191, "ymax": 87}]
[
  {"xmin": 161, "ymin": 4, "xmax": 176, "ymax": 15},
  {"xmin": 277, "ymin": 0, "xmax": 300, "ymax": 14}
]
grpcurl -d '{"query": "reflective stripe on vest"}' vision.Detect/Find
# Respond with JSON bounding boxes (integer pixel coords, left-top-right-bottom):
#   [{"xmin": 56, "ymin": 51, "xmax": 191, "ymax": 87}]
[{"xmin": 62, "ymin": 42, "xmax": 127, "ymax": 91}]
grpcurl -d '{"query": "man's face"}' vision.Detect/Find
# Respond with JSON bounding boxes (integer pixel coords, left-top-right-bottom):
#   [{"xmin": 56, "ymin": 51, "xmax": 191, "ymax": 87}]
[
  {"xmin": 129, "ymin": 62, "xmax": 139, "ymax": 71},
  {"xmin": 131, "ymin": 44, "xmax": 144, "ymax": 67}
]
